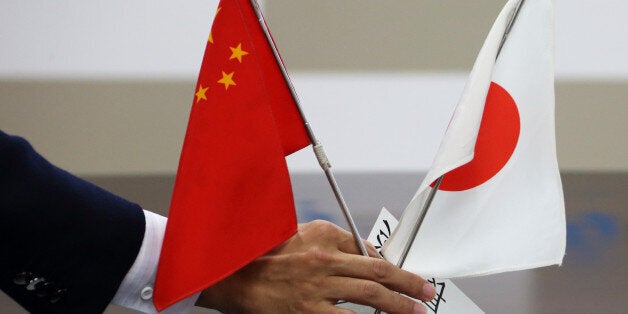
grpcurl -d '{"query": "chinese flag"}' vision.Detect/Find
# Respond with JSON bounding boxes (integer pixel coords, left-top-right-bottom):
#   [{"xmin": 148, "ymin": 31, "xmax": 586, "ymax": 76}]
[{"xmin": 153, "ymin": 0, "xmax": 310, "ymax": 310}]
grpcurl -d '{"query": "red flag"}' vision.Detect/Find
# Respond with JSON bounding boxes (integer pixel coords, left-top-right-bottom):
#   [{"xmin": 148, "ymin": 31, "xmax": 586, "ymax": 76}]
[{"xmin": 153, "ymin": 0, "xmax": 310, "ymax": 309}]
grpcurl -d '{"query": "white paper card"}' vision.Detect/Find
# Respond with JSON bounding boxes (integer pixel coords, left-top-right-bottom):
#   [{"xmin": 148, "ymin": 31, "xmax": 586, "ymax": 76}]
[{"xmin": 367, "ymin": 207, "xmax": 484, "ymax": 314}]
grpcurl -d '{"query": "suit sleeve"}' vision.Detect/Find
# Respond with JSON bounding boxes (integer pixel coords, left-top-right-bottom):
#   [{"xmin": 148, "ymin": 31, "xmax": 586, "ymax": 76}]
[{"xmin": 0, "ymin": 131, "xmax": 146, "ymax": 314}]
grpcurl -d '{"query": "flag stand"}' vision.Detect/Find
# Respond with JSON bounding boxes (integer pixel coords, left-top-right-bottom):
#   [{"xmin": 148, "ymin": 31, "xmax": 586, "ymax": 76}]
[{"xmin": 249, "ymin": 0, "xmax": 369, "ymax": 257}]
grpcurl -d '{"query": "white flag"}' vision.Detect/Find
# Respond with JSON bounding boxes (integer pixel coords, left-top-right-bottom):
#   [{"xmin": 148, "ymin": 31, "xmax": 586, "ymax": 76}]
[{"xmin": 382, "ymin": 0, "xmax": 566, "ymax": 278}]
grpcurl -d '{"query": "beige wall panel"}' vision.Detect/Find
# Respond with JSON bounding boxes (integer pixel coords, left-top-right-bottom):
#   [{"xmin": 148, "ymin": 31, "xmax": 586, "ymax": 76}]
[
  {"xmin": 555, "ymin": 81, "xmax": 628, "ymax": 171},
  {"xmin": 1, "ymin": 79, "xmax": 626, "ymax": 174},
  {"xmin": 0, "ymin": 80, "xmax": 194, "ymax": 175},
  {"xmin": 265, "ymin": 0, "xmax": 504, "ymax": 71}
]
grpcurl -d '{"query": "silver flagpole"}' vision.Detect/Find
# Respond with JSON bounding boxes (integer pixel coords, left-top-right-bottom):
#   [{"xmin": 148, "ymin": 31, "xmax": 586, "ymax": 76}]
[
  {"xmin": 374, "ymin": 1, "xmax": 527, "ymax": 313},
  {"xmin": 249, "ymin": 0, "xmax": 369, "ymax": 257}
]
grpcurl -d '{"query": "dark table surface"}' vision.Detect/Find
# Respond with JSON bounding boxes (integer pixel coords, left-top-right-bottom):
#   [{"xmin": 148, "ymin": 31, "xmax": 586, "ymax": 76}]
[{"xmin": 2, "ymin": 172, "xmax": 625, "ymax": 313}]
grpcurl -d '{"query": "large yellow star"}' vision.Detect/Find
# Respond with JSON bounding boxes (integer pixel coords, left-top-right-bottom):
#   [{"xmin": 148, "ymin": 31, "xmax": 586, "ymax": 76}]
[
  {"xmin": 217, "ymin": 71, "xmax": 236, "ymax": 90},
  {"xmin": 195, "ymin": 84, "xmax": 209, "ymax": 103},
  {"xmin": 229, "ymin": 43, "xmax": 249, "ymax": 63}
]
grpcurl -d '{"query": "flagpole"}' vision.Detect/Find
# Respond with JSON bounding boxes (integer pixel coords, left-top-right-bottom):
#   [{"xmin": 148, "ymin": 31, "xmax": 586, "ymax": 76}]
[
  {"xmin": 497, "ymin": 0, "xmax": 526, "ymax": 57},
  {"xmin": 249, "ymin": 0, "xmax": 369, "ymax": 258}
]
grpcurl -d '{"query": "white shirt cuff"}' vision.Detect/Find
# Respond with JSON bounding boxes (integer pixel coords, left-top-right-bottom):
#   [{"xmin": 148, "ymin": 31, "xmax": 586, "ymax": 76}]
[{"xmin": 111, "ymin": 209, "xmax": 200, "ymax": 313}]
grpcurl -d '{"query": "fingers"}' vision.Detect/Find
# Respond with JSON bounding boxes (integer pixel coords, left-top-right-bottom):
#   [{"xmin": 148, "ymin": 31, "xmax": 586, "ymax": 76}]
[
  {"xmin": 336, "ymin": 234, "xmax": 380, "ymax": 258},
  {"xmin": 319, "ymin": 306, "xmax": 356, "ymax": 314},
  {"xmin": 299, "ymin": 221, "xmax": 436, "ymax": 303},
  {"xmin": 337, "ymin": 236, "xmax": 380, "ymax": 257},
  {"xmin": 306, "ymin": 220, "xmax": 380, "ymax": 258},
  {"xmin": 273, "ymin": 221, "xmax": 435, "ymax": 314},
  {"xmin": 301, "ymin": 220, "xmax": 381, "ymax": 259},
  {"xmin": 364, "ymin": 241, "xmax": 381, "ymax": 258},
  {"xmin": 302, "ymin": 220, "xmax": 353, "ymax": 245},
  {"xmin": 328, "ymin": 254, "xmax": 436, "ymax": 302},
  {"xmin": 325, "ymin": 276, "xmax": 427, "ymax": 314}
]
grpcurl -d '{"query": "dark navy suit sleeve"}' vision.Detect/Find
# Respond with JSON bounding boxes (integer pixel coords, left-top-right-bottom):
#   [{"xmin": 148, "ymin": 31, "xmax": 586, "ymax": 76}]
[{"xmin": 0, "ymin": 131, "xmax": 146, "ymax": 313}]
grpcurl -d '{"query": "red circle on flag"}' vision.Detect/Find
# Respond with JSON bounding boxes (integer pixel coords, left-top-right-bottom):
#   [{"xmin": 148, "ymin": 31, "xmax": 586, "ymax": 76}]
[{"xmin": 438, "ymin": 82, "xmax": 521, "ymax": 191}]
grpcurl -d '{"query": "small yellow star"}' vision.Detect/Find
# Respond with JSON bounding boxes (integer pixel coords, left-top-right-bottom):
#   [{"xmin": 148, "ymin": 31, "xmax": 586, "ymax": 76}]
[
  {"xmin": 217, "ymin": 71, "xmax": 236, "ymax": 90},
  {"xmin": 208, "ymin": 7, "xmax": 221, "ymax": 43},
  {"xmin": 195, "ymin": 84, "xmax": 209, "ymax": 103},
  {"xmin": 229, "ymin": 43, "xmax": 249, "ymax": 63}
]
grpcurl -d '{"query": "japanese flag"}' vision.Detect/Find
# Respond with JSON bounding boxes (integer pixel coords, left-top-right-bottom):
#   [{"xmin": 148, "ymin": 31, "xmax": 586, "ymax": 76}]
[{"xmin": 382, "ymin": 0, "xmax": 566, "ymax": 278}]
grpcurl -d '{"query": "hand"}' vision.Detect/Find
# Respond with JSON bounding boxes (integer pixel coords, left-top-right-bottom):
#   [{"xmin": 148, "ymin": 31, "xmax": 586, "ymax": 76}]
[{"xmin": 196, "ymin": 220, "xmax": 436, "ymax": 313}]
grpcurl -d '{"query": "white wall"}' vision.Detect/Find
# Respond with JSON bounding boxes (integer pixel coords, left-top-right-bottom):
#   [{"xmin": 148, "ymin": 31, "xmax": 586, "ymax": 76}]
[
  {"xmin": 1, "ymin": 0, "xmax": 627, "ymax": 79},
  {"xmin": 0, "ymin": 0, "xmax": 217, "ymax": 79},
  {"xmin": 554, "ymin": 0, "xmax": 628, "ymax": 80},
  {"xmin": 287, "ymin": 73, "xmax": 466, "ymax": 172}
]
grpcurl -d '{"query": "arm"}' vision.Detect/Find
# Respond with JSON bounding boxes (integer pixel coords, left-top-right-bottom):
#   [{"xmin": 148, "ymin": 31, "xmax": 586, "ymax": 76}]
[
  {"xmin": 0, "ymin": 131, "xmax": 145, "ymax": 313},
  {"xmin": 0, "ymin": 130, "xmax": 434, "ymax": 313}
]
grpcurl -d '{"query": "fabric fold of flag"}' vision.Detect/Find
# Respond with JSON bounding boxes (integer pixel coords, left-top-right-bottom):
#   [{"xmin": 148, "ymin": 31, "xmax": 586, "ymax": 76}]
[
  {"xmin": 382, "ymin": 0, "xmax": 566, "ymax": 279},
  {"xmin": 153, "ymin": 0, "xmax": 310, "ymax": 310}
]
